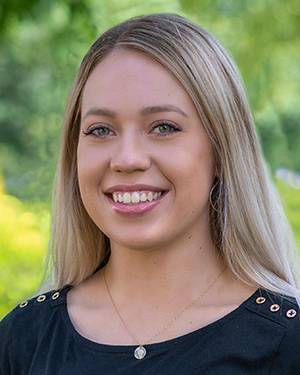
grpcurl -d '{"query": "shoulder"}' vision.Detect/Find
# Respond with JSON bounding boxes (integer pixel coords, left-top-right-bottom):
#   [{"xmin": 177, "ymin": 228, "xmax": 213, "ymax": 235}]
[
  {"xmin": 245, "ymin": 289, "xmax": 299, "ymax": 326},
  {"xmin": 0, "ymin": 287, "xmax": 69, "ymax": 329},
  {"xmin": 233, "ymin": 288, "xmax": 300, "ymax": 343},
  {"xmin": 244, "ymin": 289, "xmax": 300, "ymax": 373},
  {"xmin": 0, "ymin": 286, "xmax": 71, "ymax": 373}
]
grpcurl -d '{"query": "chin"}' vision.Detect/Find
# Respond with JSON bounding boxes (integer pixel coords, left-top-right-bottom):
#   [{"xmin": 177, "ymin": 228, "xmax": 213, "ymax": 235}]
[{"xmin": 109, "ymin": 232, "xmax": 173, "ymax": 253}]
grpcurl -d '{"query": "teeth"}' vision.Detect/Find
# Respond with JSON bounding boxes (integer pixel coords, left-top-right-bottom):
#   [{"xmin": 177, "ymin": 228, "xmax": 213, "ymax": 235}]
[
  {"xmin": 123, "ymin": 192, "xmax": 131, "ymax": 204},
  {"xmin": 112, "ymin": 191, "xmax": 163, "ymax": 204},
  {"xmin": 131, "ymin": 192, "xmax": 140, "ymax": 203}
]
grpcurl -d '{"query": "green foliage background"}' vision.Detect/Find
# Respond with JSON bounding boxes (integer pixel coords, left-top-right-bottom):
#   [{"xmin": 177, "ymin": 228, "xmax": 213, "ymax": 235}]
[{"xmin": 0, "ymin": 0, "xmax": 300, "ymax": 318}]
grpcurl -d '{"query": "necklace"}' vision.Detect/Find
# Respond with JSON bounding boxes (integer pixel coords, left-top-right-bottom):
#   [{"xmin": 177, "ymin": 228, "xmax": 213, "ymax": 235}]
[{"xmin": 103, "ymin": 268, "xmax": 225, "ymax": 360}]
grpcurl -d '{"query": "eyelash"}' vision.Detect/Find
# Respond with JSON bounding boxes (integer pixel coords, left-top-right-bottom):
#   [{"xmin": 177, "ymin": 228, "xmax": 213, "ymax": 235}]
[
  {"xmin": 82, "ymin": 125, "xmax": 114, "ymax": 139},
  {"xmin": 151, "ymin": 121, "xmax": 182, "ymax": 137},
  {"xmin": 82, "ymin": 121, "xmax": 182, "ymax": 139}
]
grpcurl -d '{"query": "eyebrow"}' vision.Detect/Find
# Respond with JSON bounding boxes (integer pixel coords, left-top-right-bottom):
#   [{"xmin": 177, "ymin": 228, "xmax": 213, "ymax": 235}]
[
  {"xmin": 82, "ymin": 105, "xmax": 188, "ymax": 121},
  {"xmin": 82, "ymin": 107, "xmax": 117, "ymax": 121},
  {"xmin": 140, "ymin": 105, "xmax": 188, "ymax": 118}
]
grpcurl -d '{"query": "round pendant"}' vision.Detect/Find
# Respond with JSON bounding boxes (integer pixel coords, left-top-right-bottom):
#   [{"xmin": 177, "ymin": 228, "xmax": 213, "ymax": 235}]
[{"xmin": 134, "ymin": 346, "xmax": 147, "ymax": 359}]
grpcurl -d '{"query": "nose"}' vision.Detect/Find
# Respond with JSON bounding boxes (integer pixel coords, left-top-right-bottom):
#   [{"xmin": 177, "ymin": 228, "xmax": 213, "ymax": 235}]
[{"xmin": 110, "ymin": 133, "xmax": 151, "ymax": 173}]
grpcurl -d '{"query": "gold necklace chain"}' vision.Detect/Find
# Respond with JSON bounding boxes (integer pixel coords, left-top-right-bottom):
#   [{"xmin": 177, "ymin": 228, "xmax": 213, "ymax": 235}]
[{"xmin": 103, "ymin": 267, "xmax": 225, "ymax": 360}]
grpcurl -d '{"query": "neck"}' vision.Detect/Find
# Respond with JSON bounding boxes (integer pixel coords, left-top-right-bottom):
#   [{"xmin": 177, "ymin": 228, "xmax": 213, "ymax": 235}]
[{"xmin": 103, "ymin": 233, "xmax": 225, "ymax": 305}]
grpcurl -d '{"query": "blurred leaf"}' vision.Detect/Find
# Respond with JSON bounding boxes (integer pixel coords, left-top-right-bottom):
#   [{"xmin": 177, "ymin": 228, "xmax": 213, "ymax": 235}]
[{"xmin": 0, "ymin": 172, "xmax": 50, "ymax": 319}]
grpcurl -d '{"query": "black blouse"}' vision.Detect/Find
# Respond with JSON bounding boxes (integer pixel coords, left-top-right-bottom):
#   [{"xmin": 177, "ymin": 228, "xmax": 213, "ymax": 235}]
[{"xmin": 1, "ymin": 286, "xmax": 300, "ymax": 374}]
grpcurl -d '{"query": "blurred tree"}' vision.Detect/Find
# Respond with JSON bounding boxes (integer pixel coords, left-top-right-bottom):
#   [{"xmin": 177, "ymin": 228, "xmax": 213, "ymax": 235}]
[
  {"xmin": 0, "ymin": 0, "xmax": 181, "ymax": 201},
  {"xmin": 0, "ymin": 169, "xmax": 50, "ymax": 318},
  {"xmin": 181, "ymin": 0, "xmax": 300, "ymax": 171}
]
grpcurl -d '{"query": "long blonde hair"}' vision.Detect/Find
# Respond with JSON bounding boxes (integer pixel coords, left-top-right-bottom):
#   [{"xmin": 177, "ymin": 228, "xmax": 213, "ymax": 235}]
[{"xmin": 48, "ymin": 13, "xmax": 300, "ymax": 302}]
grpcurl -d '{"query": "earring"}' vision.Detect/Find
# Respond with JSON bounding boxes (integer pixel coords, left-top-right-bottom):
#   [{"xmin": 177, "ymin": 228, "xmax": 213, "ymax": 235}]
[{"xmin": 209, "ymin": 180, "xmax": 220, "ymax": 213}]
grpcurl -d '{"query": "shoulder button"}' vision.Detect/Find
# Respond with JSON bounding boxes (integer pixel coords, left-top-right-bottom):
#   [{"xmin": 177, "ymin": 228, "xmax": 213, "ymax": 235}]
[
  {"xmin": 270, "ymin": 304, "xmax": 280, "ymax": 312},
  {"xmin": 19, "ymin": 301, "xmax": 28, "ymax": 308},
  {"xmin": 256, "ymin": 296, "xmax": 266, "ymax": 304},
  {"xmin": 52, "ymin": 291, "xmax": 60, "ymax": 300},
  {"xmin": 37, "ymin": 295, "xmax": 47, "ymax": 303},
  {"xmin": 286, "ymin": 309, "xmax": 297, "ymax": 318}
]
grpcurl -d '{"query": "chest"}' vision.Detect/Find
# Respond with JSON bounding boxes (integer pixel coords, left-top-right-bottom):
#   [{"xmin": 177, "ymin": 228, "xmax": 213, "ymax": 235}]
[{"xmin": 16, "ymin": 311, "xmax": 286, "ymax": 375}]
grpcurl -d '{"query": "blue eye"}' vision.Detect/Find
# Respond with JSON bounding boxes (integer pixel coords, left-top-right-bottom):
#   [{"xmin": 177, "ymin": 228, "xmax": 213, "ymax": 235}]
[
  {"xmin": 152, "ymin": 122, "xmax": 181, "ymax": 136},
  {"xmin": 158, "ymin": 124, "xmax": 173, "ymax": 133},
  {"xmin": 94, "ymin": 127, "xmax": 111, "ymax": 136},
  {"xmin": 83, "ymin": 126, "xmax": 113, "ymax": 138}
]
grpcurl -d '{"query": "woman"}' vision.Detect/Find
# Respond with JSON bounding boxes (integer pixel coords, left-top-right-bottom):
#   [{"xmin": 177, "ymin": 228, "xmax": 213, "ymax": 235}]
[{"xmin": 1, "ymin": 13, "xmax": 300, "ymax": 374}]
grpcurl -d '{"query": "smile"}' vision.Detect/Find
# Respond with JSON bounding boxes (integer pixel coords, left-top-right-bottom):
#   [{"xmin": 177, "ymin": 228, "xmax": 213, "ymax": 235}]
[{"xmin": 112, "ymin": 191, "xmax": 163, "ymax": 205}]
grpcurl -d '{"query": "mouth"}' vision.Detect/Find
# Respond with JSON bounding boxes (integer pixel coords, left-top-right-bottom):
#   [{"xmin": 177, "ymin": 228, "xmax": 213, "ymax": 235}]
[
  {"xmin": 104, "ymin": 185, "xmax": 168, "ymax": 216},
  {"xmin": 110, "ymin": 190, "xmax": 164, "ymax": 205}
]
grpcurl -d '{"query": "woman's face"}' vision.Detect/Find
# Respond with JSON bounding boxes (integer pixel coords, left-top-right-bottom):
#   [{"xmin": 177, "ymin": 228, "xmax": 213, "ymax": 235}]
[{"xmin": 77, "ymin": 50, "xmax": 216, "ymax": 251}]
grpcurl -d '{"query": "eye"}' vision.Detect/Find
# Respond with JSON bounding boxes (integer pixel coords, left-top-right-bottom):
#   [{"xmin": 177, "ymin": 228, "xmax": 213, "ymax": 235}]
[
  {"xmin": 94, "ymin": 127, "xmax": 111, "ymax": 136},
  {"xmin": 151, "ymin": 121, "xmax": 181, "ymax": 137},
  {"xmin": 82, "ymin": 125, "xmax": 114, "ymax": 138}
]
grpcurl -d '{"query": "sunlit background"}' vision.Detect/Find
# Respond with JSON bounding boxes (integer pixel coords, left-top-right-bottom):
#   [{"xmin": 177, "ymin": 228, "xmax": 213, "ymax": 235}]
[{"xmin": 1, "ymin": 0, "xmax": 300, "ymax": 319}]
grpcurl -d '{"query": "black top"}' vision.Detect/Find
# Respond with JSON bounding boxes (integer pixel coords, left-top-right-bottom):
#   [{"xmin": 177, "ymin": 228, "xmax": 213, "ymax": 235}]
[{"xmin": 1, "ymin": 286, "xmax": 300, "ymax": 374}]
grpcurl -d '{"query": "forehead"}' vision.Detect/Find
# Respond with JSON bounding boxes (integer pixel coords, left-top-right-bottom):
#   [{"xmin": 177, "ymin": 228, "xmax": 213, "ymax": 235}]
[{"xmin": 81, "ymin": 50, "xmax": 194, "ymax": 114}]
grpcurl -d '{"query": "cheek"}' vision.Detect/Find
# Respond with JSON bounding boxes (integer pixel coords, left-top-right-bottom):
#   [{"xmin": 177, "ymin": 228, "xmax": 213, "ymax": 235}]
[
  {"xmin": 165, "ymin": 142, "xmax": 215, "ymax": 187},
  {"xmin": 78, "ymin": 137, "xmax": 107, "ymax": 169},
  {"xmin": 76, "ymin": 147, "xmax": 106, "ymax": 228},
  {"xmin": 77, "ymin": 148, "xmax": 90, "ymax": 193},
  {"xmin": 77, "ymin": 143, "xmax": 104, "ymax": 196}
]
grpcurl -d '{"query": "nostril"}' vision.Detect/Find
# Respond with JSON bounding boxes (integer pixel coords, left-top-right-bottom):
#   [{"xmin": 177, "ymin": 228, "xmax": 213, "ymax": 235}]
[{"xmin": 110, "ymin": 148, "xmax": 151, "ymax": 173}]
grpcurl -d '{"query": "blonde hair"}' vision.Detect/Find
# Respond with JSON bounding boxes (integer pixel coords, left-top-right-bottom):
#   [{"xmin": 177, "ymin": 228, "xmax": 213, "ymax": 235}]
[{"xmin": 48, "ymin": 13, "xmax": 300, "ymax": 302}]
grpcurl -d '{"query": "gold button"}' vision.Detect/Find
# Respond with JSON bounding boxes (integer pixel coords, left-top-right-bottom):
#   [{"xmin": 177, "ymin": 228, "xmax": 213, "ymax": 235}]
[
  {"xmin": 37, "ymin": 295, "xmax": 46, "ymax": 302},
  {"xmin": 19, "ymin": 301, "xmax": 28, "ymax": 308},
  {"xmin": 256, "ymin": 297, "xmax": 266, "ymax": 304},
  {"xmin": 52, "ymin": 292, "xmax": 60, "ymax": 300},
  {"xmin": 270, "ymin": 304, "xmax": 280, "ymax": 312},
  {"xmin": 286, "ymin": 309, "xmax": 297, "ymax": 318}
]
